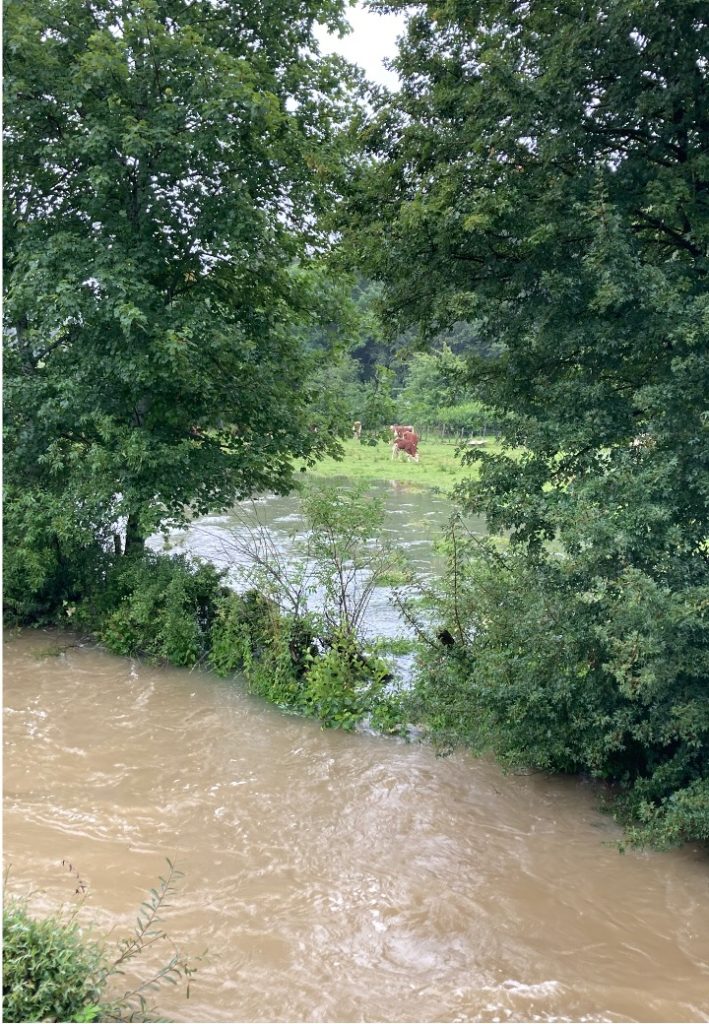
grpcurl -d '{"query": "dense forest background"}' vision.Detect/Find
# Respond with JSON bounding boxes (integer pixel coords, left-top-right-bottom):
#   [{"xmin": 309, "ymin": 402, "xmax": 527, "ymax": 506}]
[{"xmin": 307, "ymin": 278, "xmax": 501, "ymax": 438}]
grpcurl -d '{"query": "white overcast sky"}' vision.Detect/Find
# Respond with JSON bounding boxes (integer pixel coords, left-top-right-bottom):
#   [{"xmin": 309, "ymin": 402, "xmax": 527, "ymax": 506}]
[{"xmin": 315, "ymin": 2, "xmax": 408, "ymax": 88}]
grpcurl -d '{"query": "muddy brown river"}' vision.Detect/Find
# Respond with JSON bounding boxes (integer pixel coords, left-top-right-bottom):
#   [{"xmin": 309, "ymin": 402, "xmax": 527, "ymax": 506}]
[{"xmin": 4, "ymin": 630, "xmax": 708, "ymax": 1023}]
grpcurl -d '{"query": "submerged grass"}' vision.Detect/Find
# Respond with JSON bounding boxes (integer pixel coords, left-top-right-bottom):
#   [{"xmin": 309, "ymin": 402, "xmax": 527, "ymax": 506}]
[{"xmin": 301, "ymin": 437, "xmax": 501, "ymax": 493}]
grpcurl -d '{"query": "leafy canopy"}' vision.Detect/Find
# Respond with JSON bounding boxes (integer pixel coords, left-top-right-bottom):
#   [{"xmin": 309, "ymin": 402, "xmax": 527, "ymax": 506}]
[
  {"xmin": 4, "ymin": 0, "xmax": 360, "ymax": 557},
  {"xmin": 349, "ymin": 0, "xmax": 709, "ymax": 844}
]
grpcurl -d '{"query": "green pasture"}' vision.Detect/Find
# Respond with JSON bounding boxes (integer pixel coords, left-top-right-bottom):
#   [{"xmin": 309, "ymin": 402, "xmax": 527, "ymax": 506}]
[{"xmin": 302, "ymin": 437, "xmax": 500, "ymax": 493}]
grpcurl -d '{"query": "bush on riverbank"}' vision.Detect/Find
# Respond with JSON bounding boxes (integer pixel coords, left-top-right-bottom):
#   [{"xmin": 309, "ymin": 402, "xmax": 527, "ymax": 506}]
[
  {"xmin": 92, "ymin": 554, "xmax": 226, "ymax": 667},
  {"xmin": 209, "ymin": 590, "xmax": 402, "ymax": 730},
  {"xmin": 3, "ymin": 861, "xmax": 194, "ymax": 1023},
  {"xmin": 3, "ymin": 901, "xmax": 104, "ymax": 1023},
  {"xmin": 16, "ymin": 540, "xmax": 404, "ymax": 734},
  {"xmin": 6, "ymin": 484, "xmax": 408, "ymax": 734},
  {"xmin": 206, "ymin": 486, "xmax": 410, "ymax": 729},
  {"xmin": 409, "ymin": 522, "xmax": 709, "ymax": 849}
]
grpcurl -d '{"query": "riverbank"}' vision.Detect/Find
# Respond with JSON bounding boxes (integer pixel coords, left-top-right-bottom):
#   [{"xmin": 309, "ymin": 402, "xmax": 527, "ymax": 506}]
[
  {"xmin": 9, "ymin": 477, "xmax": 700, "ymax": 853},
  {"xmin": 9, "ymin": 489, "xmax": 418, "ymax": 735},
  {"xmin": 302, "ymin": 437, "xmax": 501, "ymax": 492}
]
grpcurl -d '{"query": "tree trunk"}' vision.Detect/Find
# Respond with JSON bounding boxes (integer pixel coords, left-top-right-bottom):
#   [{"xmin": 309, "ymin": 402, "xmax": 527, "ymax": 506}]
[{"xmin": 124, "ymin": 514, "xmax": 145, "ymax": 555}]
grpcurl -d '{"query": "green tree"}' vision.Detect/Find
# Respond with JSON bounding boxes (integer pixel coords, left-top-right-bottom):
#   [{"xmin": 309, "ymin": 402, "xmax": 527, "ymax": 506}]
[
  {"xmin": 4, "ymin": 0, "xmax": 359, "ymax": 592},
  {"xmin": 399, "ymin": 350, "xmax": 456, "ymax": 427},
  {"xmin": 398, "ymin": 346, "xmax": 491, "ymax": 435},
  {"xmin": 349, "ymin": 1, "xmax": 709, "ymax": 844}
]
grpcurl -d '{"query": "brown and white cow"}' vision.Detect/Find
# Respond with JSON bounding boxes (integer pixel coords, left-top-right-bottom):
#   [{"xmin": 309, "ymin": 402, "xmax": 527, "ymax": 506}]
[
  {"xmin": 390, "ymin": 424, "xmax": 413, "ymax": 459},
  {"xmin": 391, "ymin": 428, "xmax": 420, "ymax": 463}
]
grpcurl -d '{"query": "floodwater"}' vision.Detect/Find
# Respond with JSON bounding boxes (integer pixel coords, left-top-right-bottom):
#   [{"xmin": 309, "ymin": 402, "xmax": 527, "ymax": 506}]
[
  {"xmin": 147, "ymin": 482, "xmax": 463, "ymax": 650},
  {"xmin": 4, "ymin": 633, "xmax": 708, "ymax": 1023},
  {"xmin": 4, "ymin": 485, "xmax": 709, "ymax": 1023}
]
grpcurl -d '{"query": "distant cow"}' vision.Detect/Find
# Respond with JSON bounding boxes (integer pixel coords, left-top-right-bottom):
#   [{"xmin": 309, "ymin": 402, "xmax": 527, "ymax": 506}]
[
  {"xmin": 392, "ymin": 429, "xmax": 420, "ymax": 463},
  {"xmin": 352, "ymin": 420, "xmax": 362, "ymax": 441}
]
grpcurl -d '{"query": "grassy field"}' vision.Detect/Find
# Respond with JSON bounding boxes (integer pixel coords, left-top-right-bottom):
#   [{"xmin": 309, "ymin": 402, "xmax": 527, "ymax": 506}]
[{"xmin": 302, "ymin": 437, "xmax": 500, "ymax": 493}]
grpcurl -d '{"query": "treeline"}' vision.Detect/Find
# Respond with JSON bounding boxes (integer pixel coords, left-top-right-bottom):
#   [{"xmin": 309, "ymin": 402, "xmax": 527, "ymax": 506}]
[
  {"xmin": 309, "ymin": 285, "xmax": 502, "ymax": 438},
  {"xmin": 311, "ymin": 344, "xmax": 501, "ymax": 440}
]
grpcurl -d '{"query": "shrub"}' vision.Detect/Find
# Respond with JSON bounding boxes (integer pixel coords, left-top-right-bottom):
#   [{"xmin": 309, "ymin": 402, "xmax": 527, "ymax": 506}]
[
  {"xmin": 3, "ymin": 861, "xmax": 196, "ymax": 1023},
  {"xmin": 211, "ymin": 487, "xmax": 408, "ymax": 731},
  {"xmin": 242, "ymin": 623, "xmax": 396, "ymax": 731},
  {"xmin": 621, "ymin": 777, "xmax": 709, "ymax": 849},
  {"xmin": 96, "ymin": 554, "xmax": 225, "ymax": 665},
  {"xmin": 211, "ymin": 590, "xmax": 323, "ymax": 711},
  {"xmin": 3, "ymin": 901, "xmax": 103, "ymax": 1023},
  {"xmin": 302, "ymin": 631, "xmax": 392, "ymax": 730},
  {"xmin": 210, "ymin": 590, "xmax": 399, "ymax": 731},
  {"xmin": 410, "ymin": 520, "xmax": 709, "ymax": 848},
  {"xmin": 209, "ymin": 590, "xmax": 281, "ymax": 677},
  {"xmin": 241, "ymin": 615, "xmax": 313, "ymax": 710},
  {"xmin": 300, "ymin": 485, "xmax": 404, "ymax": 637}
]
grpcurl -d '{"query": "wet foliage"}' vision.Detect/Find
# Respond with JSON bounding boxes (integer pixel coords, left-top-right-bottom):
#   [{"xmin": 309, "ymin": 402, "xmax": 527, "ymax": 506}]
[
  {"xmin": 210, "ymin": 594, "xmax": 398, "ymax": 730},
  {"xmin": 3, "ymin": 860, "xmax": 195, "ymax": 1023},
  {"xmin": 3, "ymin": 902, "xmax": 104, "ymax": 1023},
  {"xmin": 408, "ymin": 520, "xmax": 709, "ymax": 849},
  {"xmin": 346, "ymin": 0, "xmax": 708, "ymax": 849},
  {"xmin": 17, "ymin": 485, "xmax": 410, "ymax": 734}
]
